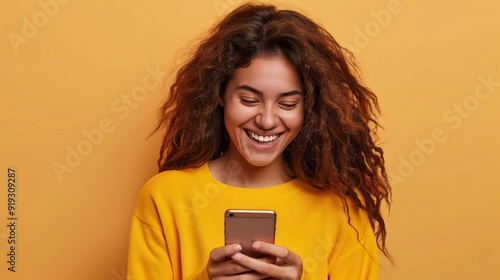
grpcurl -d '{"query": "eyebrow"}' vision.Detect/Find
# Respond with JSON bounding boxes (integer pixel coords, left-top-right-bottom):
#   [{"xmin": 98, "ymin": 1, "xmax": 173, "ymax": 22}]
[{"xmin": 235, "ymin": 84, "xmax": 302, "ymax": 97}]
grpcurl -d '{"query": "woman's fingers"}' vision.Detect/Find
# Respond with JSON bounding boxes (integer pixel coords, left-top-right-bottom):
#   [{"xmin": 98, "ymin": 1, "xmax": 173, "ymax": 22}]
[
  {"xmin": 208, "ymin": 244, "xmax": 254, "ymax": 278},
  {"xmin": 230, "ymin": 242, "xmax": 303, "ymax": 280},
  {"xmin": 210, "ymin": 244, "xmax": 242, "ymax": 262},
  {"xmin": 252, "ymin": 241, "xmax": 302, "ymax": 265},
  {"xmin": 208, "ymin": 243, "xmax": 301, "ymax": 279},
  {"xmin": 208, "ymin": 260, "xmax": 254, "ymax": 278}
]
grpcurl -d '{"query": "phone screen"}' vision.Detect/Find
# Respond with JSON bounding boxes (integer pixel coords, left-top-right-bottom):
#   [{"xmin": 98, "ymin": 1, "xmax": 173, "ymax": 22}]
[{"xmin": 224, "ymin": 209, "xmax": 276, "ymax": 259}]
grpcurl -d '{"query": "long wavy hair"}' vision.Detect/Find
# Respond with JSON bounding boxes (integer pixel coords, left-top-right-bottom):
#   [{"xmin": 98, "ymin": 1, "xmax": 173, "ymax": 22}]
[{"xmin": 154, "ymin": 3, "xmax": 392, "ymax": 259}]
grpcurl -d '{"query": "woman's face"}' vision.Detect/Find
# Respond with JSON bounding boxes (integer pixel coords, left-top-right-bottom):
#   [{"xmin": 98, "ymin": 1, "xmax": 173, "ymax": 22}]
[{"xmin": 222, "ymin": 56, "xmax": 304, "ymax": 170}]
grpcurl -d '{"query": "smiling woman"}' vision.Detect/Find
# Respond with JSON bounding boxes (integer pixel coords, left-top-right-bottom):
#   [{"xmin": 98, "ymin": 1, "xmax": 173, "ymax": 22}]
[
  {"xmin": 128, "ymin": 3, "xmax": 392, "ymax": 279},
  {"xmin": 217, "ymin": 56, "xmax": 304, "ymax": 186}
]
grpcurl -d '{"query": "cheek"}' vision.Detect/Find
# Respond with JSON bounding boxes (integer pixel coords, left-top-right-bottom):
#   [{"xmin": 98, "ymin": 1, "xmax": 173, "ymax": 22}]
[
  {"xmin": 224, "ymin": 103, "xmax": 255, "ymax": 125},
  {"xmin": 283, "ymin": 108, "xmax": 305, "ymax": 131},
  {"xmin": 224, "ymin": 107, "xmax": 248, "ymax": 132},
  {"xmin": 291, "ymin": 118, "xmax": 304, "ymax": 133}
]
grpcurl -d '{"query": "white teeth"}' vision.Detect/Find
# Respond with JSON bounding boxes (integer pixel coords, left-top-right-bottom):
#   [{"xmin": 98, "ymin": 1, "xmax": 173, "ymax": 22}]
[{"xmin": 248, "ymin": 131, "xmax": 278, "ymax": 143}]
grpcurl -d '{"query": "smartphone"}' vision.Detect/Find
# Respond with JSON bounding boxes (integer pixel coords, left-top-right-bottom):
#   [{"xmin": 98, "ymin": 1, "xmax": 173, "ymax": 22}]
[{"xmin": 224, "ymin": 209, "xmax": 276, "ymax": 259}]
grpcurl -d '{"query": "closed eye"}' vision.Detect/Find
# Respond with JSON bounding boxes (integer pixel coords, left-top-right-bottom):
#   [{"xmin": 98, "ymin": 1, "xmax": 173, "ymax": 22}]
[
  {"xmin": 279, "ymin": 103, "xmax": 297, "ymax": 110},
  {"xmin": 240, "ymin": 98, "xmax": 259, "ymax": 106}
]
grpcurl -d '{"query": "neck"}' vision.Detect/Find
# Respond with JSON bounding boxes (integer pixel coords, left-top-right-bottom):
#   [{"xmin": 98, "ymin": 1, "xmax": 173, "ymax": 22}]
[{"xmin": 209, "ymin": 152, "xmax": 292, "ymax": 188}]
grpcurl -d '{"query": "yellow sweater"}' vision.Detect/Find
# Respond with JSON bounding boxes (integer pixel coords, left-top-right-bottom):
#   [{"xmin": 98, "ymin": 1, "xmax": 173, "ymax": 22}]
[{"xmin": 127, "ymin": 163, "xmax": 380, "ymax": 279}]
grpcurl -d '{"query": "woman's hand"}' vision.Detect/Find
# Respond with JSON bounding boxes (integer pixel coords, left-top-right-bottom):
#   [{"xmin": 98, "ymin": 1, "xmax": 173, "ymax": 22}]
[
  {"xmin": 208, "ymin": 244, "xmax": 276, "ymax": 279},
  {"xmin": 229, "ymin": 241, "xmax": 303, "ymax": 280},
  {"xmin": 207, "ymin": 242, "xmax": 302, "ymax": 279}
]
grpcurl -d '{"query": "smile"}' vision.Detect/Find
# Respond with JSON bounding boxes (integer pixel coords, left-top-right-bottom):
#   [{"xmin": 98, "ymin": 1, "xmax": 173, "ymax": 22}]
[{"xmin": 245, "ymin": 130, "xmax": 282, "ymax": 144}]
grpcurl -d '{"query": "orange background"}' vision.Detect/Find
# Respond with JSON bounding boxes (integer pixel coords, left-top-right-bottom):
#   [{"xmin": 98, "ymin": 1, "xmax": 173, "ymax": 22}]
[{"xmin": 1, "ymin": 0, "xmax": 499, "ymax": 279}]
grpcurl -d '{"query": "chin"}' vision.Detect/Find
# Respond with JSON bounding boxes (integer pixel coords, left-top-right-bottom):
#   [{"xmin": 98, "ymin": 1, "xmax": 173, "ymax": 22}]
[{"xmin": 242, "ymin": 155, "xmax": 280, "ymax": 168}]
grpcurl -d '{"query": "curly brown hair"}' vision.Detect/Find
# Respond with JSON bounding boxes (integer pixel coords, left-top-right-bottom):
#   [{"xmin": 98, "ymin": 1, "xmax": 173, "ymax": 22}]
[{"xmin": 154, "ymin": 3, "xmax": 392, "ymax": 260}]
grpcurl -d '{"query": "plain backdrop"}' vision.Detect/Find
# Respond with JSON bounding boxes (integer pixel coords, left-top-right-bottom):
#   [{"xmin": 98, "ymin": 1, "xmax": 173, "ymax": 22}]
[{"xmin": 1, "ymin": 0, "xmax": 499, "ymax": 279}]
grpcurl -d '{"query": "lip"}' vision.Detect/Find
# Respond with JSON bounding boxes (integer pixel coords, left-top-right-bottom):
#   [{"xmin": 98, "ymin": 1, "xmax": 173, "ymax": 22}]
[{"xmin": 244, "ymin": 129, "xmax": 283, "ymax": 150}]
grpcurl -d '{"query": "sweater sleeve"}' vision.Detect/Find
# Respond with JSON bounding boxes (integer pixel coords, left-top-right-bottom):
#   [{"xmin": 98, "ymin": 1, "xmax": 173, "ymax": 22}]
[
  {"xmin": 127, "ymin": 215, "xmax": 173, "ymax": 279},
  {"xmin": 127, "ymin": 215, "xmax": 212, "ymax": 280},
  {"xmin": 328, "ymin": 222, "xmax": 380, "ymax": 279},
  {"xmin": 184, "ymin": 264, "xmax": 211, "ymax": 280},
  {"xmin": 127, "ymin": 173, "xmax": 213, "ymax": 280},
  {"xmin": 300, "ymin": 269, "xmax": 320, "ymax": 280},
  {"xmin": 127, "ymin": 175, "xmax": 175, "ymax": 279}
]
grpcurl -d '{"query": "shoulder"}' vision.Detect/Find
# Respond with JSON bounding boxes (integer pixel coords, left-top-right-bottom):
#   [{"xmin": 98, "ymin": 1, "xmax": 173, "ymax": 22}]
[
  {"xmin": 132, "ymin": 164, "xmax": 209, "ymax": 224},
  {"xmin": 304, "ymin": 184, "xmax": 373, "ymax": 232},
  {"xmin": 337, "ymin": 189, "xmax": 375, "ymax": 243},
  {"xmin": 134, "ymin": 164, "xmax": 208, "ymax": 209},
  {"xmin": 140, "ymin": 164, "xmax": 208, "ymax": 197}
]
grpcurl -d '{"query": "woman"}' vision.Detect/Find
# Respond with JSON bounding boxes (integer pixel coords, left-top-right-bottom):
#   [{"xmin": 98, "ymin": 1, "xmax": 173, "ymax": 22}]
[{"xmin": 128, "ymin": 3, "xmax": 392, "ymax": 279}]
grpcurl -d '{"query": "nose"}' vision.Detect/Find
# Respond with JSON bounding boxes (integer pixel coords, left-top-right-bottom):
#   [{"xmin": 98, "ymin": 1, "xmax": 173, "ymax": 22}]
[{"xmin": 255, "ymin": 105, "xmax": 278, "ymax": 129}]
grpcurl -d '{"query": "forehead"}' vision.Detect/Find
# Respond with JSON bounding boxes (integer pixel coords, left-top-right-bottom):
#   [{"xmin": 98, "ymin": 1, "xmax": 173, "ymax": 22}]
[{"xmin": 228, "ymin": 56, "xmax": 302, "ymax": 92}]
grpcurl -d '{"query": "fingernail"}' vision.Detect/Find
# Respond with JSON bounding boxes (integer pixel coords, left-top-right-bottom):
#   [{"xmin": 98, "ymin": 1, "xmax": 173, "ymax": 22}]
[
  {"xmin": 232, "ymin": 253, "xmax": 242, "ymax": 261},
  {"xmin": 252, "ymin": 241, "xmax": 260, "ymax": 248},
  {"xmin": 234, "ymin": 244, "xmax": 242, "ymax": 251}
]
